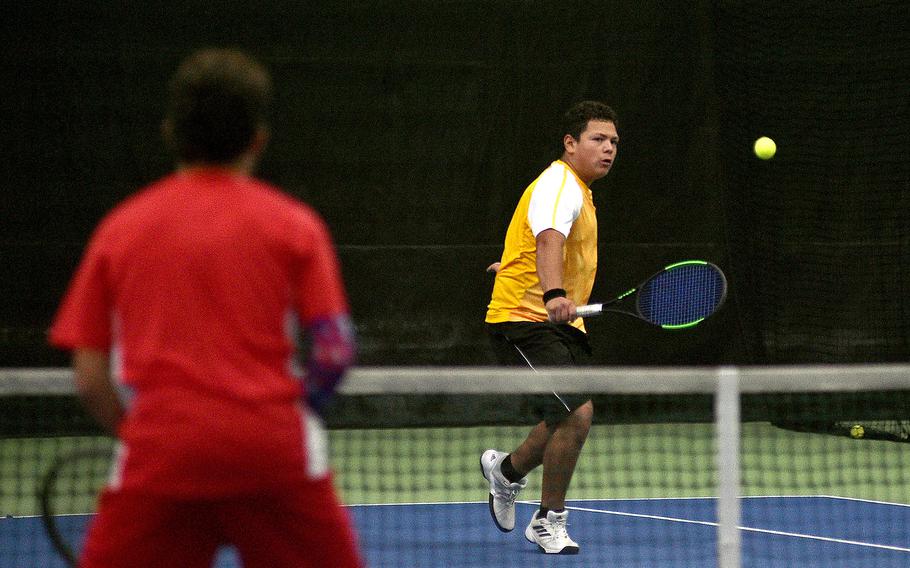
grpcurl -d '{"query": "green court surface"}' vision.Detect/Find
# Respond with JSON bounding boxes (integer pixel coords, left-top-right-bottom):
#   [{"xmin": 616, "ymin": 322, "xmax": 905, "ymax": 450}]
[{"xmin": 4, "ymin": 422, "xmax": 907, "ymax": 517}]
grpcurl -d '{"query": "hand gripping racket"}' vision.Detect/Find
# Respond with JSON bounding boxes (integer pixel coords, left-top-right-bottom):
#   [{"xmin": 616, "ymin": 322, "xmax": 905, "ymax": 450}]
[{"xmin": 576, "ymin": 260, "xmax": 727, "ymax": 329}]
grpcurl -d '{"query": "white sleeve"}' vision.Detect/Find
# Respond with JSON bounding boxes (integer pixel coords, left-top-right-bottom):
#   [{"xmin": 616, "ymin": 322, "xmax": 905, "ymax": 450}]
[{"xmin": 527, "ymin": 169, "xmax": 584, "ymax": 238}]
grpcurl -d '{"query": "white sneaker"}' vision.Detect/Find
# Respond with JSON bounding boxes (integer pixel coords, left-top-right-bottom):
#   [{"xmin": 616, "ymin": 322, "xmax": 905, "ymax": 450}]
[
  {"xmin": 479, "ymin": 449, "xmax": 528, "ymax": 532},
  {"xmin": 524, "ymin": 509, "xmax": 580, "ymax": 554}
]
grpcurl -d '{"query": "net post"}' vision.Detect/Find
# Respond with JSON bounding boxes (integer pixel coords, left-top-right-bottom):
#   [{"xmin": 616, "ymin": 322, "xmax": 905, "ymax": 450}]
[{"xmin": 715, "ymin": 366, "xmax": 741, "ymax": 568}]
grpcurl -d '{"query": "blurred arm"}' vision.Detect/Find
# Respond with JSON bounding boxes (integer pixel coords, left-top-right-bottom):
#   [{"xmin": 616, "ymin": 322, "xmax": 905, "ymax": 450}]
[
  {"xmin": 304, "ymin": 314, "xmax": 357, "ymax": 417},
  {"xmin": 72, "ymin": 348, "xmax": 124, "ymax": 434}
]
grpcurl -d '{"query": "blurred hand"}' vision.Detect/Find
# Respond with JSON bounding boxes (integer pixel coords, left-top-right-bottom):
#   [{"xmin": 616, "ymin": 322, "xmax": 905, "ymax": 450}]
[{"xmin": 486, "ymin": 262, "xmax": 501, "ymax": 273}]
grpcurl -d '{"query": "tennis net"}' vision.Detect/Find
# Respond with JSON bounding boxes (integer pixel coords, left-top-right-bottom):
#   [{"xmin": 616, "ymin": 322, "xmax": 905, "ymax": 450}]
[{"xmin": 2, "ymin": 365, "xmax": 909, "ymax": 567}]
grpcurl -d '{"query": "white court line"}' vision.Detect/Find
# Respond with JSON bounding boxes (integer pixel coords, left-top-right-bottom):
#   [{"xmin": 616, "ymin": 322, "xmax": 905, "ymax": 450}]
[
  {"xmin": 565, "ymin": 503, "xmax": 910, "ymax": 554},
  {"xmin": 343, "ymin": 495, "xmax": 910, "ymax": 555},
  {"xmin": 547, "ymin": 494, "xmax": 910, "ymax": 508},
  {"xmin": 22, "ymin": 497, "xmax": 910, "ymax": 554},
  {"xmin": 809, "ymin": 494, "xmax": 910, "ymax": 509},
  {"xmin": 348, "ymin": 499, "xmax": 488, "ymax": 508},
  {"xmin": 344, "ymin": 496, "xmax": 910, "ymax": 555},
  {"xmin": 345, "ymin": 494, "xmax": 910, "ymax": 511}
]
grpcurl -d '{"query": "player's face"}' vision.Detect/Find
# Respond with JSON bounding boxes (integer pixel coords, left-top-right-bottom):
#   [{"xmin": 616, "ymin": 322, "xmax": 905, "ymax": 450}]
[{"xmin": 563, "ymin": 120, "xmax": 619, "ymax": 185}]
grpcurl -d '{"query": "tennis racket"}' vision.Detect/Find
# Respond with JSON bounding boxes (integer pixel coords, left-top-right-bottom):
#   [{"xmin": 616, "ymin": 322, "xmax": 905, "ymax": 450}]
[
  {"xmin": 576, "ymin": 260, "xmax": 727, "ymax": 329},
  {"xmin": 38, "ymin": 446, "xmax": 114, "ymax": 567}
]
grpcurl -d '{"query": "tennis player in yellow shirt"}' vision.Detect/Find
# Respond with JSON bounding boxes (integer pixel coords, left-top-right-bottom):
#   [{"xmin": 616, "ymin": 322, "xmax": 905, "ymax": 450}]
[{"xmin": 482, "ymin": 101, "xmax": 619, "ymax": 554}]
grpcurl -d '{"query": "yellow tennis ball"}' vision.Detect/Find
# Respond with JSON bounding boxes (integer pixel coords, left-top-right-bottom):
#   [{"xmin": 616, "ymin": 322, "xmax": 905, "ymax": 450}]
[
  {"xmin": 850, "ymin": 424, "xmax": 865, "ymax": 439},
  {"xmin": 753, "ymin": 136, "xmax": 776, "ymax": 160}
]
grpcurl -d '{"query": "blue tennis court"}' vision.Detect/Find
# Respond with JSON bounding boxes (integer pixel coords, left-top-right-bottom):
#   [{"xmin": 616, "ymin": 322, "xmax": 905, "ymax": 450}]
[
  {"xmin": 350, "ymin": 497, "xmax": 910, "ymax": 567},
  {"xmin": 4, "ymin": 495, "xmax": 908, "ymax": 567}
]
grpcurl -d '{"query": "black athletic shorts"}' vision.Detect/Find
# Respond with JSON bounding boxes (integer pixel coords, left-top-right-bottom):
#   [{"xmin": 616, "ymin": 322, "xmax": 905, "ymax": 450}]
[{"xmin": 487, "ymin": 321, "xmax": 593, "ymax": 425}]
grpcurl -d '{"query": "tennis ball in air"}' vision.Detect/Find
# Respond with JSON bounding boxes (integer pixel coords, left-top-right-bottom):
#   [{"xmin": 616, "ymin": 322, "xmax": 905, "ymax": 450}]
[
  {"xmin": 850, "ymin": 424, "xmax": 865, "ymax": 439},
  {"xmin": 753, "ymin": 136, "xmax": 776, "ymax": 160}
]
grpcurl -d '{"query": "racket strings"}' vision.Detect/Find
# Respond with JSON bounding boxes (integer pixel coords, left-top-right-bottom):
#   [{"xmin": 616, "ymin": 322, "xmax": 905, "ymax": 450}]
[{"xmin": 638, "ymin": 266, "xmax": 725, "ymax": 326}]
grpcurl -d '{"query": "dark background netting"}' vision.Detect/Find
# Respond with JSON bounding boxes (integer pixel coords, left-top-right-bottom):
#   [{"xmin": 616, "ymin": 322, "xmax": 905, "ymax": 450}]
[
  {"xmin": 716, "ymin": 2, "xmax": 910, "ymax": 362},
  {"xmin": 1, "ymin": 1, "xmax": 907, "ymax": 366}
]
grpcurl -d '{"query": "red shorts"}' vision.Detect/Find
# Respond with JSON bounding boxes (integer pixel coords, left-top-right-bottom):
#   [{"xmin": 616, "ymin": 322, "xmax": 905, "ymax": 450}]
[{"xmin": 78, "ymin": 477, "xmax": 363, "ymax": 568}]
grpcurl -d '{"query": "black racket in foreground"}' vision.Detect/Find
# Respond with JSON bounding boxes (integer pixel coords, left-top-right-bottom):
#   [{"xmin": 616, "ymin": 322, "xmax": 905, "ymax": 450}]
[
  {"xmin": 39, "ymin": 446, "xmax": 113, "ymax": 567},
  {"xmin": 576, "ymin": 260, "xmax": 727, "ymax": 329}
]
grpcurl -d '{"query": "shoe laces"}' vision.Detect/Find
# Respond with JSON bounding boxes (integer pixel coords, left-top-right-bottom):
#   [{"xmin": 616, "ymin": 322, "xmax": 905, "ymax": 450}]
[
  {"xmin": 546, "ymin": 515, "xmax": 570, "ymax": 541},
  {"xmin": 494, "ymin": 479, "xmax": 521, "ymax": 505},
  {"xmin": 504, "ymin": 485, "xmax": 520, "ymax": 506}
]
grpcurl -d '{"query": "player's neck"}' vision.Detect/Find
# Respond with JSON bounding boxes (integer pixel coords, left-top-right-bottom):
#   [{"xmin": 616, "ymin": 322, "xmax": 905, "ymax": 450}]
[
  {"xmin": 559, "ymin": 157, "xmax": 593, "ymax": 187},
  {"xmin": 177, "ymin": 154, "xmax": 257, "ymax": 176}
]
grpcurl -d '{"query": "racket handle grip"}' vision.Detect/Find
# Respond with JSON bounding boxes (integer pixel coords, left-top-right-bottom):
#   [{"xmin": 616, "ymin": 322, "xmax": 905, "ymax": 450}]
[{"xmin": 575, "ymin": 304, "xmax": 603, "ymax": 318}]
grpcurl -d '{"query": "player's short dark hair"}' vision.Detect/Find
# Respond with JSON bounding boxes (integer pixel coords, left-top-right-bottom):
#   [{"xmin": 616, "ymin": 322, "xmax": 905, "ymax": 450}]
[
  {"xmin": 165, "ymin": 48, "xmax": 272, "ymax": 164},
  {"xmin": 558, "ymin": 101, "xmax": 618, "ymax": 155}
]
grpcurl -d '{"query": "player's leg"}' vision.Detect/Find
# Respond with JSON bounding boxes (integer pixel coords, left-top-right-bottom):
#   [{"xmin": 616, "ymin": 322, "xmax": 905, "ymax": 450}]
[
  {"xmin": 222, "ymin": 477, "xmax": 363, "ymax": 568},
  {"xmin": 504, "ymin": 420, "xmax": 549, "ymax": 475},
  {"xmin": 515, "ymin": 398, "xmax": 591, "ymax": 555},
  {"xmin": 539, "ymin": 324, "xmax": 595, "ymax": 511},
  {"xmin": 79, "ymin": 490, "xmax": 220, "ymax": 568},
  {"xmin": 482, "ymin": 322, "xmax": 575, "ymax": 532},
  {"xmin": 518, "ymin": 324, "xmax": 593, "ymax": 554},
  {"xmin": 539, "ymin": 399, "xmax": 593, "ymax": 511},
  {"xmin": 492, "ymin": 321, "xmax": 589, "ymax": 482}
]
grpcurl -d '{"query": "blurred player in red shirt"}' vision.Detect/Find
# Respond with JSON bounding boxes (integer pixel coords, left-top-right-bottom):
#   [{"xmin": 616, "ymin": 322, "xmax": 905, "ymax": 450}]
[{"xmin": 50, "ymin": 48, "xmax": 363, "ymax": 568}]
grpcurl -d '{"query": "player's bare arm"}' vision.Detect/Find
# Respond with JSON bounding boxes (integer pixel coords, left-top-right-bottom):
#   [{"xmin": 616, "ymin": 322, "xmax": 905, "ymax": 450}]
[{"xmin": 536, "ymin": 229, "xmax": 575, "ymax": 323}]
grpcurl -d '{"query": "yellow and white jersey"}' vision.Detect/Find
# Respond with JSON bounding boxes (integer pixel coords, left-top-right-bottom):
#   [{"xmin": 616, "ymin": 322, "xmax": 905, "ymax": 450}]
[{"xmin": 486, "ymin": 160, "xmax": 597, "ymax": 332}]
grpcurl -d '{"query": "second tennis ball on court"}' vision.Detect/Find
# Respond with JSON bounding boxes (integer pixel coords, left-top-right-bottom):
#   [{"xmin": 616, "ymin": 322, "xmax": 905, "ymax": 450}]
[
  {"xmin": 850, "ymin": 424, "xmax": 865, "ymax": 439},
  {"xmin": 753, "ymin": 136, "xmax": 777, "ymax": 160}
]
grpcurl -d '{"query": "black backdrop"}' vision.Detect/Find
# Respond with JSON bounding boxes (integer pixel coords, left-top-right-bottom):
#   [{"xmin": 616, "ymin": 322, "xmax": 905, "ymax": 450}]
[{"xmin": 2, "ymin": 1, "xmax": 907, "ymax": 366}]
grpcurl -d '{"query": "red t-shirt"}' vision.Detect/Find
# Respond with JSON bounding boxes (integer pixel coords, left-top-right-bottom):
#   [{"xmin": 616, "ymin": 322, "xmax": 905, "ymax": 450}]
[{"xmin": 50, "ymin": 169, "xmax": 349, "ymax": 497}]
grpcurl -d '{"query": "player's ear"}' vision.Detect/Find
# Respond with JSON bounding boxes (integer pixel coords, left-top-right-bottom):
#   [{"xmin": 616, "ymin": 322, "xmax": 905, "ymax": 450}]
[
  {"xmin": 161, "ymin": 119, "xmax": 174, "ymax": 150},
  {"xmin": 249, "ymin": 125, "xmax": 269, "ymax": 157},
  {"xmin": 563, "ymin": 134, "xmax": 576, "ymax": 156}
]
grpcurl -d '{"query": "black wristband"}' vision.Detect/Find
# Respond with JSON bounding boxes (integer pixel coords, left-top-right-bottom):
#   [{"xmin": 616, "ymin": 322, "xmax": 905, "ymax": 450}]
[{"xmin": 543, "ymin": 288, "xmax": 567, "ymax": 304}]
